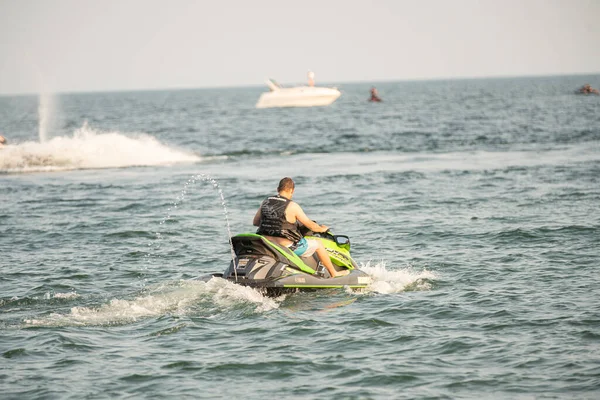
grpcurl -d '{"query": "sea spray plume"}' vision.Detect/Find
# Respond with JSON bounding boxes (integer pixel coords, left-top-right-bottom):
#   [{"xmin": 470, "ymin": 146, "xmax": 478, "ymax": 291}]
[
  {"xmin": 144, "ymin": 174, "xmax": 237, "ymax": 285},
  {"xmin": 38, "ymin": 92, "xmax": 54, "ymax": 143}
]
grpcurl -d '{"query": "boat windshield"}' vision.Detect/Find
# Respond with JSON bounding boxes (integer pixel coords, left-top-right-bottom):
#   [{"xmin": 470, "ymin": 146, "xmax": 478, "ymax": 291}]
[{"xmin": 270, "ymin": 79, "xmax": 280, "ymax": 86}]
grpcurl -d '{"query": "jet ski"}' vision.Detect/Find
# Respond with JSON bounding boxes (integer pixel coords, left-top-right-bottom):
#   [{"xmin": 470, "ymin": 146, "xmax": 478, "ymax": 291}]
[
  {"xmin": 201, "ymin": 228, "xmax": 372, "ymax": 295},
  {"xmin": 369, "ymin": 87, "xmax": 382, "ymax": 102},
  {"xmin": 576, "ymin": 84, "xmax": 600, "ymax": 95}
]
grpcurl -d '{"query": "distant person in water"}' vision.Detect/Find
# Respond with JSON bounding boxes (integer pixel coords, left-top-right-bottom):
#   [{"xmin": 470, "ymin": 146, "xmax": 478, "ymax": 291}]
[
  {"xmin": 253, "ymin": 177, "xmax": 347, "ymax": 278},
  {"xmin": 0, "ymin": 135, "xmax": 6, "ymax": 148},
  {"xmin": 369, "ymin": 87, "xmax": 382, "ymax": 102},
  {"xmin": 307, "ymin": 70, "xmax": 315, "ymax": 87},
  {"xmin": 578, "ymin": 84, "xmax": 599, "ymax": 95}
]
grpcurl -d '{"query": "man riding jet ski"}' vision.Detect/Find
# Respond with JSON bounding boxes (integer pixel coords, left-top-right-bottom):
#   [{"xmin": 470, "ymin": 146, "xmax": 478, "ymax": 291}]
[
  {"xmin": 369, "ymin": 87, "xmax": 382, "ymax": 102},
  {"xmin": 252, "ymin": 177, "xmax": 345, "ymax": 277},
  {"xmin": 201, "ymin": 178, "xmax": 371, "ymax": 294}
]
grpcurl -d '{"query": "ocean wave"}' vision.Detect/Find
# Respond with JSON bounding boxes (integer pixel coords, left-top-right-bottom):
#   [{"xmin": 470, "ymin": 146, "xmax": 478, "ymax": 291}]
[
  {"xmin": 0, "ymin": 291, "xmax": 80, "ymax": 309},
  {"xmin": 0, "ymin": 123, "xmax": 201, "ymax": 174}
]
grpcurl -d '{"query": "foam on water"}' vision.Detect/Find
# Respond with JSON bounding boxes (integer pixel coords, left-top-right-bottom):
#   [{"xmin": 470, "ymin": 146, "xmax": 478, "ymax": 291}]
[
  {"xmin": 23, "ymin": 277, "xmax": 279, "ymax": 327},
  {"xmin": 44, "ymin": 292, "xmax": 80, "ymax": 300},
  {"xmin": 0, "ymin": 123, "xmax": 200, "ymax": 173},
  {"xmin": 361, "ymin": 260, "xmax": 437, "ymax": 294}
]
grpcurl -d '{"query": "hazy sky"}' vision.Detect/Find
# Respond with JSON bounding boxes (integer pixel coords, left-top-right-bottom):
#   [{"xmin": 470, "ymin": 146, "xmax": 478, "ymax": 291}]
[{"xmin": 1, "ymin": 0, "xmax": 599, "ymax": 94}]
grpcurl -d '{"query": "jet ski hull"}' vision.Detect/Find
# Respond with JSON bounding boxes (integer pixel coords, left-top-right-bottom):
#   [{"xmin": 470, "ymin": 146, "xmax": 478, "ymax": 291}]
[
  {"xmin": 225, "ymin": 269, "xmax": 371, "ymax": 289},
  {"xmin": 199, "ymin": 271, "xmax": 371, "ymax": 296}
]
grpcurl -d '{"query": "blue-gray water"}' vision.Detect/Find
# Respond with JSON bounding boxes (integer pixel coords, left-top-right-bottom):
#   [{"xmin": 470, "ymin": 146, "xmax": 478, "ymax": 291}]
[{"xmin": 1, "ymin": 76, "xmax": 599, "ymax": 399}]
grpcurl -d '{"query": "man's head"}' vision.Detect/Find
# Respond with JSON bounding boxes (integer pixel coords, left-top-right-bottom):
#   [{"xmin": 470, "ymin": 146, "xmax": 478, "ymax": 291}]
[{"xmin": 277, "ymin": 177, "xmax": 295, "ymax": 197}]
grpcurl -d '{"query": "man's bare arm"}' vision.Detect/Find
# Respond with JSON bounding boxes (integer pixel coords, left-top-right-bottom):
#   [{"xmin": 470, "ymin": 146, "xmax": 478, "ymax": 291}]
[
  {"xmin": 291, "ymin": 203, "xmax": 328, "ymax": 233},
  {"xmin": 253, "ymin": 208, "xmax": 261, "ymax": 227}
]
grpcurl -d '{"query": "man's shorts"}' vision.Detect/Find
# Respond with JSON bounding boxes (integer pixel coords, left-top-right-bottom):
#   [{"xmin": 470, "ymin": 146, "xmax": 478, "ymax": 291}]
[{"xmin": 292, "ymin": 237, "xmax": 319, "ymax": 257}]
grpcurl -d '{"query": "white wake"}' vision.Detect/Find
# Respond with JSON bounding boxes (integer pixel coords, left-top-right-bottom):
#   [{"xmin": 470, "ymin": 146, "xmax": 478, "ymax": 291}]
[
  {"xmin": 360, "ymin": 260, "xmax": 437, "ymax": 294},
  {"xmin": 0, "ymin": 123, "xmax": 200, "ymax": 173},
  {"xmin": 24, "ymin": 278, "xmax": 279, "ymax": 327}
]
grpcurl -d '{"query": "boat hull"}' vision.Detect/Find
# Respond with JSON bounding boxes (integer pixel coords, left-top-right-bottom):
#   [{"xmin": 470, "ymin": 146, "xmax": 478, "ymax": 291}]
[{"xmin": 256, "ymin": 86, "xmax": 341, "ymax": 108}]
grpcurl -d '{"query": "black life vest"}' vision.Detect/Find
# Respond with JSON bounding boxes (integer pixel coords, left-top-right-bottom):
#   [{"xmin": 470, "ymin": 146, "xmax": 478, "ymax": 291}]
[{"xmin": 256, "ymin": 195, "xmax": 303, "ymax": 243}]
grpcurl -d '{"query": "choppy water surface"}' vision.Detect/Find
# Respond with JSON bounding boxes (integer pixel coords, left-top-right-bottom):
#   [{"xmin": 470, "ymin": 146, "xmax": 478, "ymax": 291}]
[{"xmin": 1, "ymin": 76, "xmax": 599, "ymax": 399}]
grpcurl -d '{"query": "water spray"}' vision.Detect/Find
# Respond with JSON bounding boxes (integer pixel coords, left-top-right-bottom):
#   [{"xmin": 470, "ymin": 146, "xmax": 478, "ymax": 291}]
[
  {"xmin": 147, "ymin": 174, "xmax": 238, "ymax": 282},
  {"xmin": 38, "ymin": 93, "xmax": 53, "ymax": 143}
]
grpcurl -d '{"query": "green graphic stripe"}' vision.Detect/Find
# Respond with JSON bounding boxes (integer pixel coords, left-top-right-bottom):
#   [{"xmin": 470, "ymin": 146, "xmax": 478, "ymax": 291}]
[{"xmin": 282, "ymin": 284, "xmax": 368, "ymax": 288}]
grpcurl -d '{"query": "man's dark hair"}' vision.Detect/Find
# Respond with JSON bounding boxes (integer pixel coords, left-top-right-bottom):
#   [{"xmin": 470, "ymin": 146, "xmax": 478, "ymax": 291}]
[{"xmin": 277, "ymin": 177, "xmax": 295, "ymax": 192}]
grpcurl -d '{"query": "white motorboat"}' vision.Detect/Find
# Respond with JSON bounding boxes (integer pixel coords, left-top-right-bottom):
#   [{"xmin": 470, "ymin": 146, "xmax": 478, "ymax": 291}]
[{"xmin": 255, "ymin": 78, "xmax": 341, "ymax": 108}]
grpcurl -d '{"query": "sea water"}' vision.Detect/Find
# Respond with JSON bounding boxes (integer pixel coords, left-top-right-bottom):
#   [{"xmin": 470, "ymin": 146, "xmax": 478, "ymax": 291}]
[{"xmin": 1, "ymin": 76, "xmax": 599, "ymax": 399}]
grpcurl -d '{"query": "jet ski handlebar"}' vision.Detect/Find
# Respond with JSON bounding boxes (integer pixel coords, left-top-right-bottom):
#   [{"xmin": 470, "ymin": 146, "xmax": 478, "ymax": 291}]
[
  {"xmin": 299, "ymin": 221, "xmax": 351, "ymax": 250},
  {"xmin": 299, "ymin": 220, "xmax": 331, "ymax": 237}
]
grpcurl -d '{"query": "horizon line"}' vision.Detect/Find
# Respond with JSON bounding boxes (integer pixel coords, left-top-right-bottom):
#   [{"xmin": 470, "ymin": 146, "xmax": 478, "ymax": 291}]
[{"xmin": 1, "ymin": 71, "xmax": 599, "ymax": 98}]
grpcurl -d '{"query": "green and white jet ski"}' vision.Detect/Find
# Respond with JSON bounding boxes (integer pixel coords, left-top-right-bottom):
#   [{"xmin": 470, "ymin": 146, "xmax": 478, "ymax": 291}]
[{"xmin": 205, "ymin": 230, "xmax": 372, "ymax": 295}]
